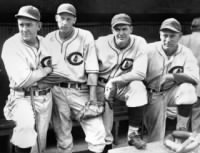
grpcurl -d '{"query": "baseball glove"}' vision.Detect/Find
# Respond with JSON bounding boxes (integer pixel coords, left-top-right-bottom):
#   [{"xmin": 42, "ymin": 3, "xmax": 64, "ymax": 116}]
[
  {"xmin": 164, "ymin": 130, "xmax": 200, "ymax": 153},
  {"xmin": 77, "ymin": 101, "xmax": 105, "ymax": 121}
]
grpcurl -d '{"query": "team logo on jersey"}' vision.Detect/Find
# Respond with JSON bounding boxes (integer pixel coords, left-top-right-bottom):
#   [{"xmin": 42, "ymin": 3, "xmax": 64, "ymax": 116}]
[
  {"xmin": 168, "ymin": 66, "xmax": 184, "ymax": 73},
  {"xmin": 120, "ymin": 58, "xmax": 133, "ymax": 71},
  {"xmin": 67, "ymin": 52, "xmax": 83, "ymax": 65},
  {"xmin": 41, "ymin": 56, "xmax": 52, "ymax": 67}
]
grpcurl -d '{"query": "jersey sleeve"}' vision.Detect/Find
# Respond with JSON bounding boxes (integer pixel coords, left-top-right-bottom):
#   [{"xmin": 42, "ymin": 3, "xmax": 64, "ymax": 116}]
[
  {"xmin": 183, "ymin": 49, "xmax": 199, "ymax": 84},
  {"xmin": 84, "ymin": 31, "xmax": 99, "ymax": 73},
  {"xmin": 1, "ymin": 40, "xmax": 32, "ymax": 89}
]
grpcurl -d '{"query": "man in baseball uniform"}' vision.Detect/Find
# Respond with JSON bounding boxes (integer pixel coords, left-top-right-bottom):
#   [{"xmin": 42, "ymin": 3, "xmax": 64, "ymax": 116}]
[
  {"xmin": 179, "ymin": 17, "xmax": 200, "ymax": 133},
  {"xmin": 96, "ymin": 13, "xmax": 148, "ymax": 151},
  {"xmin": 143, "ymin": 18, "xmax": 199, "ymax": 142},
  {"xmin": 44, "ymin": 3, "xmax": 106, "ymax": 153},
  {"xmin": 1, "ymin": 5, "xmax": 53, "ymax": 153}
]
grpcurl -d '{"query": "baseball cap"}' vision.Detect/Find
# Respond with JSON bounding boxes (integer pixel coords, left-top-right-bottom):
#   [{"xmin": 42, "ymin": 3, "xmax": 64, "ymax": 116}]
[
  {"xmin": 111, "ymin": 13, "xmax": 132, "ymax": 28},
  {"xmin": 160, "ymin": 18, "xmax": 182, "ymax": 33},
  {"xmin": 191, "ymin": 17, "xmax": 200, "ymax": 31},
  {"xmin": 57, "ymin": 3, "xmax": 76, "ymax": 16},
  {"xmin": 15, "ymin": 5, "xmax": 40, "ymax": 21}
]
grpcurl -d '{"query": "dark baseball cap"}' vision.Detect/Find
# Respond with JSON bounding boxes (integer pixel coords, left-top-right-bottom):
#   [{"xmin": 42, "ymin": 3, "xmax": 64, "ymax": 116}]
[
  {"xmin": 15, "ymin": 5, "xmax": 40, "ymax": 21},
  {"xmin": 57, "ymin": 3, "xmax": 76, "ymax": 16},
  {"xmin": 191, "ymin": 17, "xmax": 200, "ymax": 31},
  {"xmin": 111, "ymin": 13, "xmax": 132, "ymax": 28},
  {"xmin": 160, "ymin": 18, "xmax": 182, "ymax": 33}
]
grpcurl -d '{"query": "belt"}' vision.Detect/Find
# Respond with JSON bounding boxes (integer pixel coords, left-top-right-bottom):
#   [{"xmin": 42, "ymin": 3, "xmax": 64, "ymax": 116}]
[
  {"xmin": 147, "ymin": 88, "xmax": 167, "ymax": 93},
  {"xmin": 98, "ymin": 77, "xmax": 108, "ymax": 84},
  {"xmin": 24, "ymin": 88, "xmax": 51, "ymax": 96},
  {"xmin": 147, "ymin": 88, "xmax": 160, "ymax": 93},
  {"xmin": 58, "ymin": 82, "xmax": 88, "ymax": 89}
]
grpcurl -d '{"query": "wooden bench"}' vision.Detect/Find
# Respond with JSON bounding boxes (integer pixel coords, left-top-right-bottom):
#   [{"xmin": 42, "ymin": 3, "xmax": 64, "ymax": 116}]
[{"xmin": 0, "ymin": 119, "xmax": 15, "ymax": 153}]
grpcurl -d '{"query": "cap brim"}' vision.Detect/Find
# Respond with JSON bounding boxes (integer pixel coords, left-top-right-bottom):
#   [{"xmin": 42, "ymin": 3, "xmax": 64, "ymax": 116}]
[
  {"xmin": 160, "ymin": 26, "xmax": 180, "ymax": 33},
  {"xmin": 112, "ymin": 21, "xmax": 131, "ymax": 27},
  {"xmin": 57, "ymin": 11, "xmax": 76, "ymax": 16},
  {"xmin": 15, "ymin": 14, "xmax": 39, "ymax": 21}
]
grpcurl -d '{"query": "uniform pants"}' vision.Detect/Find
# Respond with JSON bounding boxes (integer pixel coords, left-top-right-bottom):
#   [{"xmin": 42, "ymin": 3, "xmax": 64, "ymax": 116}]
[
  {"xmin": 52, "ymin": 86, "xmax": 106, "ymax": 153},
  {"xmin": 97, "ymin": 80, "xmax": 147, "ymax": 145},
  {"xmin": 144, "ymin": 83, "xmax": 197, "ymax": 142},
  {"xmin": 4, "ymin": 92, "xmax": 52, "ymax": 152}
]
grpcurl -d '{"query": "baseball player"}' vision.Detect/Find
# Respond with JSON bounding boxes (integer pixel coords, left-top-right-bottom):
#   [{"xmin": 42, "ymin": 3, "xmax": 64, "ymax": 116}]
[
  {"xmin": 179, "ymin": 17, "xmax": 200, "ymax": 133},
  {"xmin": 1, "ymin": 5, "xmax": 53, "ymax": 153},
  {"xmin": 95, "ymin": 13, "xmax": 148, "ymax": 151},
  {"xmin": 44, "ymin": 3, "xmax": 106, "ymax": 153},
  {"xmin": 143, "ymin": 18, "xmax": 199, "ymax": 142}
]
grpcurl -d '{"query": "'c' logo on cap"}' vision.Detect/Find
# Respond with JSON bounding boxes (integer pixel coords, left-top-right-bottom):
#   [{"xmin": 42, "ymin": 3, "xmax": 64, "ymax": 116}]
[{"xmin": 67, "ymin": 52, "xmax": 83, "ymax": 65}]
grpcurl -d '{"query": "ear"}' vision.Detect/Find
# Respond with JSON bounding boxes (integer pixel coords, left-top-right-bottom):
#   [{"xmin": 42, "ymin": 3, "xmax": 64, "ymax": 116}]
[
  {"xmin": 130, "ymin": 25, "xmax": 133, "ymax": 33},
  {"xmin": 55, "ymin": 14, "xmax": 58, "ymax": 22},
  {"xmin": 37, "ymin": 22, "xmax": 42, "ymax": 32},
  {"xmin": 38, "ymin": 22, "xmax": 42, "ymax": 29},
  {"xmin": 111, "ymin": 27, "xmax": 115, "ymax": 33},
  {"xmin": 73, "ymin": 17, "xmax": 77, "ymax": 25}
]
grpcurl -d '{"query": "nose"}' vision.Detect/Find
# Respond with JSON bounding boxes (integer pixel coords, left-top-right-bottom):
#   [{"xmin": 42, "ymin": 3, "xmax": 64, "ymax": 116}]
[
  {"xmin": 21, "ymin": 25, "xmax": 28, "ymax": 32},
  {"xmin": 165, "ymin": 36, "xmax": 171, "ymax": 43},
  {"xmin": 62, "ymin": 19, "xmax": 68, "ymax": 25}
]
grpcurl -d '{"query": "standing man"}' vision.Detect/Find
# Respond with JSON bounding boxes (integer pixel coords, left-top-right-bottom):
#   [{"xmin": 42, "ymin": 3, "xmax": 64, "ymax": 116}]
[
  {"xmin": 179, "ymin": 17, "xmax": 200, "ymax": 133},
  {"xmin": 44, "ymin": 3, "xmax": 106, "ymax": 153},
  {"xmin": 96, "ymin": 13, "xmax": 148, "ymax": 151},
  {"xmin": 1, "ymin": 5, "xmax": 53, "ymax": 153},
  {"xmin": 144, "ymin": 18, "xmax": 199, "ymax": 142}
]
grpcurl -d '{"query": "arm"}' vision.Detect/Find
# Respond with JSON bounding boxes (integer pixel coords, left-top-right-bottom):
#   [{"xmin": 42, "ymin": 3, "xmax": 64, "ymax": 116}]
[
  {"xmin": 85, "ymin": 31, "xmax": 99, "ymax": 102},
  {"xmin": 173, "ymin": 73, "xmax": 198, "ymax": 85},
  {"xmin": 22, "ymin": 67, "xmax": 52, "ymax": 88},
  {"xmin": 1, "ymin": 41, "xmax": 52, "ymax": 89},
  {"xmin": 110, "ymin": 51, "xmax": 147, "ymax": 84},
  {"xmin": 183, "ymin": 50, "xmax": 199, "ymax": 84},
  {"xmin": 87, "ymin": 73, "xmax": 98, "ymax": 102}
]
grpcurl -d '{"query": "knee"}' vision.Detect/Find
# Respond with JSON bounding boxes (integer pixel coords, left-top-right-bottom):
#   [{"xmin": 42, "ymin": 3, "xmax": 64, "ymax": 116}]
[
  {"xmin": 129, "ymin": 81, "xmax": 146, "ymax": 92},
  {"xmin": 126, "ymin": 81, "xmax": 147, "ymax": 107},
  {"xmin": 176, "ymin": 83, "xmax": 197, "ymax": 105}
]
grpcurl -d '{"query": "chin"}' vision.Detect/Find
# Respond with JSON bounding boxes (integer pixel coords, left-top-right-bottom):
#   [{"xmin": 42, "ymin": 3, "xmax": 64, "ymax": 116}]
[{"xmin": 22, "ymin": 37, "xmax": 31, "ymax": 42}]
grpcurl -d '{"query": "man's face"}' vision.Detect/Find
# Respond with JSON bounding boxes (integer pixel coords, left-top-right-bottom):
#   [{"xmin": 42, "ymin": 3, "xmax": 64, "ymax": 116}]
[
  {"xmin": 160, "ymin": 30, "xmax": 182, "ymax": 54},
  {"xmin": 56, "ymin": 13, "xmax": 76, "ymax": 33},
  {"xmin": 112, "ymin": 24, "xmax": 132, "ymax": 48},
  {"xmin": 18, "ymin": 18, "xmax": 40, "ymax": 43}
]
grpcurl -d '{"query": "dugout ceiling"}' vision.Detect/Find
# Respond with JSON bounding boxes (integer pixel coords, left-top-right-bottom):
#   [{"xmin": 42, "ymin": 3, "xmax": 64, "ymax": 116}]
[{"xmin": 0, "ymin": 0, "xmax": 199, "ymax": 22}]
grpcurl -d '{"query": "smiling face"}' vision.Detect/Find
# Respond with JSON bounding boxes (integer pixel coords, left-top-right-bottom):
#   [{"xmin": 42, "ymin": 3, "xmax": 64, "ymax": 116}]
[
  {"xmin": 56, "ymin": 13, "xmax": 76, "ymax": 35},
  {"xmin": 17, "ymin": 18, "xmax": 41, "ymax": 44},
  {"xmin": 160, "ymin": 30, "xmax": 182, "ymax": 55},
  {"xmin": 112, "ymin": 24, "xmax": 132, "ymax": 49}
]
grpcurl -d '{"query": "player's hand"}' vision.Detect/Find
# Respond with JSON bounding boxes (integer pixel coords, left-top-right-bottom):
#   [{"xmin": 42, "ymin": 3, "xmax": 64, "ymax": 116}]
[
  {"xmin": 105, "ymin": 79, "xmax": 117, "ymax": 102},
  {"xmin": 105, "ymin": 79, "xmax": 115, "ymax": 90},
  {"xmin": 42, "ymin": 67, "xmax": 53, "ymax": 76},
  {"xmin": 160, "ymin": 74, "xmax": 175, "ymax": 90}
]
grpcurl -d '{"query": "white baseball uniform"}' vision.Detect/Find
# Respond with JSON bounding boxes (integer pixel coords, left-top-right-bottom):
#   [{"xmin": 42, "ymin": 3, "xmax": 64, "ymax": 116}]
[
  {"xmin": 179, "ymin": 31, "xmax": 200, "ymax": 133},
  {"xmin": 44, "ymin": 27, "xmax": 106, "ymax": 153},
  {"xmin": 95, "ymin": 34, "xmax": 148, "ymax": 144},
  {"xmin": 1, "ymin": 33, "xmax": 52, "ymax": 152},
  {"xmin": 144, "ymin": 41, "xmax": 199, "ymax": 142}
]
